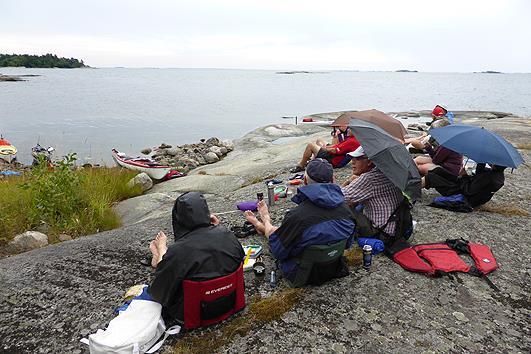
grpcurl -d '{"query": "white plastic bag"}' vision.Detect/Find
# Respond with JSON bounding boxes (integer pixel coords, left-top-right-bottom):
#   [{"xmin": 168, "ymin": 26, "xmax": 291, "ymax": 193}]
[{"xmin": 81, "ymin": 299, "xmax": 180, "ymax": 354}]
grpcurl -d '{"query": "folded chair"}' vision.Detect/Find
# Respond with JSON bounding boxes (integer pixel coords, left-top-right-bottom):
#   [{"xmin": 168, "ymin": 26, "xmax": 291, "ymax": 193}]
[
  {"xmin": 182, "ymin": 263, "xmax": 245, "ymax": 330},
  {"xmin": 287, "ymin": 239, "xmax": 348, "ymax": 288}
]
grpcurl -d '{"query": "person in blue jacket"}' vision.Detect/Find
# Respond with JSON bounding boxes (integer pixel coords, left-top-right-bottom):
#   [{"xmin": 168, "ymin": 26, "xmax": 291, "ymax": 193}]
[{"xmin": 244, "ymin": 158, "xmax": 355, "ymax": 282}]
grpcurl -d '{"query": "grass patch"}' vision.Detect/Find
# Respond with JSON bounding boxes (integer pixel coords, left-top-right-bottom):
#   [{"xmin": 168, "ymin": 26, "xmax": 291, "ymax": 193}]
[
  {"xmin": 479, "ymin": 203, "xmax": 529, "ymax": 217},
  {"xmin": 241, "ymin": 174, "xmax": 277, "ymax": 188},
  {"xmin": 174, "ymin": 249, "xmax": 362, "ymax": 353},
  {"xmin": 0, "ymin": 156, "xmax": 142, "ymax": 245},
  {"xmin": 516, "ymin": 143, "xmax": 531, "ymax": 150},
  {"xmin": 174, "ymin": 288, "xmax": 304, "ymax": 354},
  {"xmin": 197, "ymin": 170, "xmax": 207, "ymax": 175},
  {"xmin": 344, "ymin": 247, "xmax": 363, "ymax": 267}
]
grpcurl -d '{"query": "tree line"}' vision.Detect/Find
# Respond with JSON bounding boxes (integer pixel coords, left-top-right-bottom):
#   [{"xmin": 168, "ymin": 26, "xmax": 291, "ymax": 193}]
[{"xmin": 0, "ymin": 53, "xmax": 87, "ymax": 68}]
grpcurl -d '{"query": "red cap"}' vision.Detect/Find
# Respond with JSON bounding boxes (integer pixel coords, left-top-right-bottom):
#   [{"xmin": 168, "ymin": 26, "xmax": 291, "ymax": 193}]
[{"xmin": 432, "ymin": 105, "xmax": 446, "ymax": 117}]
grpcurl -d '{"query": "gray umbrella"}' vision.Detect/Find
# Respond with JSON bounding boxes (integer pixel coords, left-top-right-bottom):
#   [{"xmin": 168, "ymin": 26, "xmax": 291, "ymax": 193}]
[{"xmin": 348, "ymin": 119, "xmax": 421, "ymax": 201}]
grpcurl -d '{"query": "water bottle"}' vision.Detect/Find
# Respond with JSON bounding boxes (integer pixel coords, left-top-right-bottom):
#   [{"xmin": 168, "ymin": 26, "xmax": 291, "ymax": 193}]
[
  {"xmin": 270, "ymin": 270, "xmax": 277, "ymax": 288},
  {"xmin": 267, "ymin": 182, "xmax": 275, "ymax": 206}
]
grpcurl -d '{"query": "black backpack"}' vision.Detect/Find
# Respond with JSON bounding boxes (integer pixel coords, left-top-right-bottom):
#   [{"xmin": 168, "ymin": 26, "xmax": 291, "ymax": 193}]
[
  {"xmin": 350, "ymin": 196, "xmax": 414, "ymax": 244},
  {"xmin": 378, "ymin": 196, "xmax": 414, "ymax": 244}
]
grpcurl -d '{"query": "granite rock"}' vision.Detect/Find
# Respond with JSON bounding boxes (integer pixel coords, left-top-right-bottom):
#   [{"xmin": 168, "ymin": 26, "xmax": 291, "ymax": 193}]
[
  {"xmin": 126, "ymin": 172, "xmax": 153, "ymax": 192},
  {"xmin": 7, "ymin": 231, "xmax": 49, "ymax": 254}
]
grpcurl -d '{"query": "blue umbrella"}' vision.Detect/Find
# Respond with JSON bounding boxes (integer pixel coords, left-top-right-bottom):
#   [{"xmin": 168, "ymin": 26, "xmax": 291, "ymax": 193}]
[{"xmin": 429, "ymin": 124, "xmax": 524, "ymax": 168}]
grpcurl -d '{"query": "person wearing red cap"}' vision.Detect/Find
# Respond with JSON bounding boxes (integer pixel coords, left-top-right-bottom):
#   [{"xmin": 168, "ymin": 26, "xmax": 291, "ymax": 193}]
[{"xmin": 430, "ymin": 104, "xmax": 454, "ymax": 125}]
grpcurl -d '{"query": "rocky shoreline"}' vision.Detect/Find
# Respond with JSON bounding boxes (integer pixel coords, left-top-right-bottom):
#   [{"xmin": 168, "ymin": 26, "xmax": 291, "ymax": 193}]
[
  {"xmin": 146, "ymin": 137, "xmax": 235, "ymax": 174},
  {"xmin": 0, "ymin": 111, "xmax": 529, "ymax": 353},
  {"xmin": 0, "ymin": 74, "xmax": 41, "ymax": 82}
]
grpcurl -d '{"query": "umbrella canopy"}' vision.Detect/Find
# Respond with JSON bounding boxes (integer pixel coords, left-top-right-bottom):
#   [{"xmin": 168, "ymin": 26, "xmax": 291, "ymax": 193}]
[
  {"xmin": 332, "ymin": 109, "xmax": 407, "ymax": 141},
  {"xmin": 429, "ymin": 124, "xmax": 524, "ymax": 169},
  {"xmin": 348, "ymin": 119, "xmax": 421, "ymax": 201}
]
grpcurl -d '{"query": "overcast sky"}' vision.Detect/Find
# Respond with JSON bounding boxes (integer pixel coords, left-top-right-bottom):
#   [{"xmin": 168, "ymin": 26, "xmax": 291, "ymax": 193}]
[{"xmin": 1, "ymin": 0, "xmax": 530, "ymax": 72}]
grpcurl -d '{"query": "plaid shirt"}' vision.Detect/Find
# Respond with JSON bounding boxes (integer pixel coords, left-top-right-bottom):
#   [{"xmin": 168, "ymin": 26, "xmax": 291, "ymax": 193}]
[{"xmin": 341, "ymin": 168, "xmax": 403, "ymax": 235}]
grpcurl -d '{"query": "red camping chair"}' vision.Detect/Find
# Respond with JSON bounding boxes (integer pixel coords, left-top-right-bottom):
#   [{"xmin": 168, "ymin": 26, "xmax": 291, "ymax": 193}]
[{"xmin": 182, "ymin": 263, "xmax": 245, "ymax": 330}]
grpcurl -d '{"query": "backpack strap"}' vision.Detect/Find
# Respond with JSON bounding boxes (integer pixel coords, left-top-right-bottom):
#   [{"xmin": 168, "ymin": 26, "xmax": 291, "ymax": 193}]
[
  {"xmin": 446, "ymin": 239, "xmax": 500, "ymax": 291},
  {"xmin": 374, "ymin": 196, "xmax": 411, "ymax": 242},
  {"xmin": 467, "ymin": 266, "xmax": 500, "ymax": 292}
]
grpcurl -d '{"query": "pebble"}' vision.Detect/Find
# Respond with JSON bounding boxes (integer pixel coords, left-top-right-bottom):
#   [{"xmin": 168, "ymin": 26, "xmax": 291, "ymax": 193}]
[
  {"xmin": 371, "ymin": 323, "xmax": 383, "ymax": 331},
  {"xmin": 452, "ymin": 312, "xmax": 469, "ymax": 322},
  {"xmin": 343, "ymin": 319, "xmax": 358, "ymax": 332},
  {"xmin": 332, "ymin": 343, "xmax": 346, "ymax": 353},
  {"xmin": 438, "ymin": 295, "xmax": 450, "ymax": 305}
]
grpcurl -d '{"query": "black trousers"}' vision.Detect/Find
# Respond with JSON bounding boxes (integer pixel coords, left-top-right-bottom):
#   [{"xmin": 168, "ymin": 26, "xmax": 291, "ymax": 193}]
[{"xmin": 425, "ymin": 167, "xmax": 461, "ymax": 196}]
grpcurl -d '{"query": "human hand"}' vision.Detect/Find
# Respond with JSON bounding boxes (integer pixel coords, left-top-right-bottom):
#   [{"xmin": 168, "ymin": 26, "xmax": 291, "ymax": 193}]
[
  {"xmin": 210, "ymin": 214, "xmax": 220, "ymax": 225},
  {"xmin": 342, "ymin": 174, "xmax": 358, "ymax": 187},
  {"xmin": 410, "ymin": 138, "xmax": 426, "ymax": 150}
]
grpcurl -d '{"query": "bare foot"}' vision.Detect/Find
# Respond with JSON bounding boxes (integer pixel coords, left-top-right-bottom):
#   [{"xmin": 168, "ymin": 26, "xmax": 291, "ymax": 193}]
[
  {"xmin": 155, "ymin": 231, "xmax": 167, "ymax": 252},
  {"xmin": 257, "ymin": 200, "xmax": 271, "ymax": 224},
  {"xmin": 244, "ymin": 211, "xmax": 265, "ymax": 235},
  {"xmin": 244, "ymin": 210, "xmax": 259, "ymax": 226},
  {"xmin": 149, "ymin": 240, "xmax": 159, "ymax": 268},
  {"xmin": 150, "ymin": 231, "xmax": 168, "ymax": 268}
]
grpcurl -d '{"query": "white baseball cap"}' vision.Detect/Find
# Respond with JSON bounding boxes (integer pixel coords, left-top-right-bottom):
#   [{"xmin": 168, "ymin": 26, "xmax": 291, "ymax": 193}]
[{"xmin": 347, "ymin": 146, "xmax": 366, "ymax": 158}]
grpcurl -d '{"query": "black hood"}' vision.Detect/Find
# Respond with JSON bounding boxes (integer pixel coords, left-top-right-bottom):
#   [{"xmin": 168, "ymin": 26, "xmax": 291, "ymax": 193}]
[{"xmin": 172, "ymin": 192, "xmax": 211, "ymax": 240}]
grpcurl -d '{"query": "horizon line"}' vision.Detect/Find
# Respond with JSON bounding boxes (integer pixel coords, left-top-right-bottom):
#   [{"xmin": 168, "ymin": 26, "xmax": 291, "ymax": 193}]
[{"xmin": 3, "ymin": 66, "xmax": 529, "ymax": 74}]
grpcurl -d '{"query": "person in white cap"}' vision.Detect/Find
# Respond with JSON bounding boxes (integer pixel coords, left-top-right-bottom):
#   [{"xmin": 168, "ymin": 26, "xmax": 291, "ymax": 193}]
[{"xmin": 341, "ymin": 146, "xmax": 403, "ymax": 238}]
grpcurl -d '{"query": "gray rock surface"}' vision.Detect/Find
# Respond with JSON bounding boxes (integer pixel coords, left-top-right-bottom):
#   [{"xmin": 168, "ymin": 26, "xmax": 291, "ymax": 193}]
[
  {"xmin": 126, "ymin": 172, "xmax": 153, "ymax": 192},
  {"xmin": 204, "ymin": 151, "xmax": 220, "ymax": 163},
  {"xmin": 0, "ymin": 112, "xmax": 529, "ymax": 353},
  {"xmin": 7, "ymin": 231, "xmax": 49, "ymax": 254},
  {"xmin": 148, "ymin": 139, "xmax": 234, "ymax": 173},
  {"xmin": 209, "ymin": 146, "xmax": 223, "ymax": 157}
]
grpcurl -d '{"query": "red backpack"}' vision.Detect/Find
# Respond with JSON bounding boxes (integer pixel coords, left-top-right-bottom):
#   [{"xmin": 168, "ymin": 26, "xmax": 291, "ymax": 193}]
[{"xmin": 391, "ymin": 239, "xmax": 499, "ymax": 290}]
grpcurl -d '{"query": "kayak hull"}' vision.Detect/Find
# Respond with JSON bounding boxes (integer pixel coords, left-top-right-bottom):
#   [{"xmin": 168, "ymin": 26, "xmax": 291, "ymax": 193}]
[
  {"xmin": 0, "ymin": 145, "xmax": 17, "ymax": 155},
  {"xmin": 111, "ymin": 149, "xmax": 172, "ymax": 180},
  {"xmin": 0, "ymin": 138, "xmax": 17, "ymax": 155}
]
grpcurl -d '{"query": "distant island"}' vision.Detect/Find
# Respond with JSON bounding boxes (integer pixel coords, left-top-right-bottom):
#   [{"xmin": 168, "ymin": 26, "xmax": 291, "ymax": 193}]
[
  {"xmin": 0, "ymin": 53, "xmax": 87, "ymax": 68},
  {"xmin": 478, "ymin": 70, "xmax": 503, "ymax": 74},
  {"xmin": 276, "ymin": 71, "xmax": 329, "ymax": 75},
  {"xmin": 395, "ymin": 69, "xmax": 418, "ymax": 73}
]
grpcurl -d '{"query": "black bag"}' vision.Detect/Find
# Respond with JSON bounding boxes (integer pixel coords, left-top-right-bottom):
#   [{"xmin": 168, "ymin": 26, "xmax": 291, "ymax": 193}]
[
  {"xmin": 350, "ymin": 209, "xmax": 380, "ymax": 238},
  {"xmin": 351, "ymin": 197, "xmax": 414, "ymax": 244},
  {"xmin": 390, "ymin": 197, "xmax": 414, "ymax": 241}
]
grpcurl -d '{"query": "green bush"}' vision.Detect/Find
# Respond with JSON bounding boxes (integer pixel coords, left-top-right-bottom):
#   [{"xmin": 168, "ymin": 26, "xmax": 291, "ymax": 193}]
[{"xmin": 0, "ymin": 155, "xmax": 142, "ymax": 244}]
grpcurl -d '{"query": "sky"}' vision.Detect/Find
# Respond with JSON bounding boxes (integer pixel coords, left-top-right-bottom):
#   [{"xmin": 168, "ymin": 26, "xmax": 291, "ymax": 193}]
[{"xmin": 1, "ymin": 0, "xmax": 530, "ymax": 72}]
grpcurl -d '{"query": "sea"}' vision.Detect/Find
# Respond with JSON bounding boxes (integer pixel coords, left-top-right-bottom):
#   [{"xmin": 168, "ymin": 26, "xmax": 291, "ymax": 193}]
[{"xmin": 1, "ymin": 68, "xmax": 530, "ymax": 165}]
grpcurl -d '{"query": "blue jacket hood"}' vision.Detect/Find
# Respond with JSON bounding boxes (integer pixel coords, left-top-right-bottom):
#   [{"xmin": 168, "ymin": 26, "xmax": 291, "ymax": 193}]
[{"xmin": 291, "ymin": 183, "xmax": 345, "ymax": 208}]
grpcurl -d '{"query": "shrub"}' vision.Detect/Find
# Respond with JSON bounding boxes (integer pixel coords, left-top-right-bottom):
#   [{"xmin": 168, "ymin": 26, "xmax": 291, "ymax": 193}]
[{"xmin": 0, "ymin": 155, "xmax": 142, "ymax": 245}]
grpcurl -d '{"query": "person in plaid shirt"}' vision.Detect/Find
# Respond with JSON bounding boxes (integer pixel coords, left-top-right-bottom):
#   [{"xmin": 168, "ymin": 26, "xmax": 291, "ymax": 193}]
[{"xmin": 341, "ymin": 146, "xmax": 403, "ymax": 236}]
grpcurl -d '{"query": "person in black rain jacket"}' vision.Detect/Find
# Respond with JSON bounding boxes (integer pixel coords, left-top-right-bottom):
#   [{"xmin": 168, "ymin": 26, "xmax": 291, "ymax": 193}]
[{"xmin": 147, "ymin": 192, "xmax": 244, "ymax": 322}]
